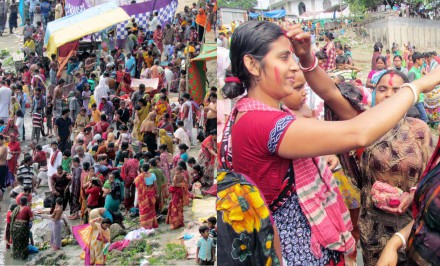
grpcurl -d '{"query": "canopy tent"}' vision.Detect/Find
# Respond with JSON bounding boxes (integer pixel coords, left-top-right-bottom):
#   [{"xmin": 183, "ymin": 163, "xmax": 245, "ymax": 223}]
[
  {"xmin": 262, "ymin": 9, "xmax": 286, "ymax": 19},
  {"xmin": 191, "ymin": 43, "xmax": 217, "ymax": 62},
  {"xmin": 249, "ymin": 12, "xmax": 260, "ymax": 19},
  {"xmin": 44, "ymin": 2, "xmax": 130, "ymax": 56}
]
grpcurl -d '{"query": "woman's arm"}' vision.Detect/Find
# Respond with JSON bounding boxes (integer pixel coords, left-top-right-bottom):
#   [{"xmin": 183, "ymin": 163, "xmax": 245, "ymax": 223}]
[
  {"xmin": 285, "ymin": 25, "xmax": 359, "ymax": 120},
  {"xmin": 278, "ymin": 67, "xmax": 440, "ymax": 159},
  {"xmin": 366, "ymin": 78, "xmax": 375, "ymax": 89},
  {"xmin": 377, "ymin": 220, "xmax": 414, "ymax": 266},
  {"xmin": 347, "ymin": 64, "xmax": 362, "ymax": 73}
]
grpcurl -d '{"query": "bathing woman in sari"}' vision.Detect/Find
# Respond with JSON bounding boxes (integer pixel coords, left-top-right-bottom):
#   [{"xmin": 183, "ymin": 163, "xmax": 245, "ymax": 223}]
[
  {"xmin": 133, "ymin": 98, "xmax": 150, "ymax": 141},
  {"xmin": 72, "ymin": 217, "xmax": 111, "ymax": 265},
  {"xmin": 166, "ymin": 165, "xmax": 190, "ymax": 230},
  {"xmin": 134, "ymin": 163, "xmax": 158, "ymax": 229},
  {"xmin": 10, "ymin": 197, "xmax": 34, "ymax": 260},
  {"xmin": 159, "ymin": 129, "xmax": 173, "ymax": 154}
]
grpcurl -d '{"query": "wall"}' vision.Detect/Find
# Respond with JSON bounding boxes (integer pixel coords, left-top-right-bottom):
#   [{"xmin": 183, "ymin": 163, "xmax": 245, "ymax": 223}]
[
  {"xmin": 365, "ymin": 16, "xmax": 440, "ymax": 49},
  {"xmin": 271, "ymin": 0, "xmax": 337, "ymax": 17},
  {"xmin": 219, "ymin": 8, "xmax": 248, "ymax": 26}
]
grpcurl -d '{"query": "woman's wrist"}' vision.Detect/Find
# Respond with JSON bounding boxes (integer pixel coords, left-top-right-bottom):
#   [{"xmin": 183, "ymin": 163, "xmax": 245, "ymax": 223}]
[
  {"xmin": 298, "ymin": 52, "xmax": 315, "ymax": 69},
  {"xmin": 389, "ymin": 234, "xmax": 404, "ymax": 250}
]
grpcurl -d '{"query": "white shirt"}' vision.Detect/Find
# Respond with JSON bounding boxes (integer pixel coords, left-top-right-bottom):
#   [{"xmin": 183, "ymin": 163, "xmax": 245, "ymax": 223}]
[
  {"xmin": 0, "ymin": 86, "xmax": 12, "ymax": 117},
  {"xmin": 15, "ymin": 117, "xmax": 24, "ymax": 128},
  {"xmin": 217, "ymin": 47, "xmax": 231, "ymax": 89},
  {"xmin": 174, "ymin": 127, "xmax": 191, "ymax": 149},
  {"xmin": 47, "ymin": 149, "xmax": 62, "ymax": 178},
  {"xmin": 149, "ymin": 16, "xmax": 159, "ymax": 32},
  {"xmin": 164, "ymin": 68, "xmax": 173, "ymax": 85}
]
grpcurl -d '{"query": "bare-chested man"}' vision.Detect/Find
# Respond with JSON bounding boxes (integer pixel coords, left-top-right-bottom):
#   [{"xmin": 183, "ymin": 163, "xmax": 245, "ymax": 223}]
[
  {"xmin": 50, "ymin": 197, "xmax": 68, "ymax": 250},
  {"xmin": 204, "ymin": 92, "xmax": 217, "ymax": 137},
  {"xmin": 53, "ymin": 79, "xmax": 65, "ymax": 121},
  {"xmin": 0, "ymin": 134, "xmax": 8, "ymax": 200}
]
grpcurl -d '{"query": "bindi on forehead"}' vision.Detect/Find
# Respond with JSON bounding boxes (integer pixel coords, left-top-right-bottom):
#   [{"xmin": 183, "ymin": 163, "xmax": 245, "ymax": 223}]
[{"xmin": 388, "ymin": 72, "xmax": 394, "ymax": 86}]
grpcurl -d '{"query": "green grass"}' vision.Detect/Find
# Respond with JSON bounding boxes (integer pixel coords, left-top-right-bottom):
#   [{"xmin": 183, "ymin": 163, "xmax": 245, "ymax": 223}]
[{"xmin": 146, "ymin": 243, "xmax": 187, "ymax": 265}]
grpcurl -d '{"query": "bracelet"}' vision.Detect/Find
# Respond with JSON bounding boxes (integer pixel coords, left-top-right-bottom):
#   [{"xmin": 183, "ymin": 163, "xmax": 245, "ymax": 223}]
[
  {"xmin": 410, "ymin": 186, "xmax": 417, "ymax": 192},
  {"xmin": 394, "ymin": 232, "xmax": 407, "ymax": 251},
  {"xmin": 299, "ymin": 56, "xmax": 318, "ymax": 72},
  {"xmin": 401, "ymin": 83, "xmax": 419, "ymax": 105}
]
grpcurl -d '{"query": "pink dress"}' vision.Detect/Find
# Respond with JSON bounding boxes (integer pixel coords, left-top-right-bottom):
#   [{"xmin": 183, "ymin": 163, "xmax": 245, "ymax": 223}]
[{"xmin": 159, "ymin": 152, "xmax": 171, "ymax": 183}]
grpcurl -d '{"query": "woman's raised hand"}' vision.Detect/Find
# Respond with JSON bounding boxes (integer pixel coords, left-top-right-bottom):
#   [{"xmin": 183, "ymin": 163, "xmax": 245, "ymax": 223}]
[
  {"xmin": 416, "ymin": 66, "xmax": 440, "ymax": 94},
  {"xmin": 283, "ymin": 24, "xmax": 313, "ymax": 63}
]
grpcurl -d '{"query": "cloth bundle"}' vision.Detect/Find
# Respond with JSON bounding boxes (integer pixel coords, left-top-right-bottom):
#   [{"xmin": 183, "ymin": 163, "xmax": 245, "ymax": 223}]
[{"xmin": 371, "ymin": 181, "xmax": 407, "ymax": 209}]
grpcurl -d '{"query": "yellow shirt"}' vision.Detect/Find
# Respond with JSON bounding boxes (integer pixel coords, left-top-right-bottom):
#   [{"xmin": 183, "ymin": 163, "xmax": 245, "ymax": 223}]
[
  {"xmin": 24, "ymin": 40, "xmax": 35, "ymax": 51},
  {"xmin": 92, "ymin": 110, "xmax": 101, "ymax": 123},
  {"xmin": 184, "ymin": 45, "xmax": 195, "ymax": 55}
]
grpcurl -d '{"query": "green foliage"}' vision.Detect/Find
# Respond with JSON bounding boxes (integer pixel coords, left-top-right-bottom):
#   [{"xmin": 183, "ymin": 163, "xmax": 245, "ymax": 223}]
[
  {"xmin": 218, "ymin": 0, "xmax": 258, "ymax": 10},
  {"xmin": 0, "ymin": 49, "xmax": 10, "ymax": 57},
  {"xmin": 148, "ymin": 243, "xmax": 186, "ymax": 265},
  {"xmin": 163, "ymin": 243, "xmax": 186, "ymax": 260}
]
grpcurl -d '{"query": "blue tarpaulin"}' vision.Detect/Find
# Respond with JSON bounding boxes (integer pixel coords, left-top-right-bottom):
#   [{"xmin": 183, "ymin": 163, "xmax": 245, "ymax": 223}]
[
  {"xmin": 262, "ymin": 9, "xmax": 286, "ymax": 18},
  {"xmin": 249, "ymin": 12, "xmax": 260, "ymax": 19}
]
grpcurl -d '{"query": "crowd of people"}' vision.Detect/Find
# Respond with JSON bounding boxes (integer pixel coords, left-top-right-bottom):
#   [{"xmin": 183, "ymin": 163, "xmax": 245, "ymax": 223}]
[
  {"xmin": 0, "ymin": 1, "xmax": 218, "ymax": 264},
  {"xmin": 217, "ymin": 19, "xmax": 440, "ymax": 266}
]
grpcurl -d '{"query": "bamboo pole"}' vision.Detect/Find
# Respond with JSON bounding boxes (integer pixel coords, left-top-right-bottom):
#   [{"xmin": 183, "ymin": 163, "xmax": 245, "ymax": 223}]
[{"xmin": 185, "ymin": 40, "xmax": 190, "ymax": 94}]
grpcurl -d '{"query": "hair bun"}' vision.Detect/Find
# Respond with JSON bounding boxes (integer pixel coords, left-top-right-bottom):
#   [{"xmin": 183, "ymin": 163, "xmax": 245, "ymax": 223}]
[{"xmin": 222, "ymin": 71, "xmax": 245, "ymax": 99}]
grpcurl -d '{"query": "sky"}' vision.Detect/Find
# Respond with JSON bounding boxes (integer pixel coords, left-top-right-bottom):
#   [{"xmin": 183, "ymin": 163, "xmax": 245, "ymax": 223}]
[{"xmin": 257, "ymin": 0, "xmax": 270, "ymax": 9}]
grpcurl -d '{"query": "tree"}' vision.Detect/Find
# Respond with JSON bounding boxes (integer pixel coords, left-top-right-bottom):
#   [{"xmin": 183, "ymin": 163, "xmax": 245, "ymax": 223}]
[
  {"xmin": 346, "ymin": 0, "xmax": 382, "ymax": 13},
  {"xmin": 218, "ymin": 0, "xmax": 258, "ymax": 10}
]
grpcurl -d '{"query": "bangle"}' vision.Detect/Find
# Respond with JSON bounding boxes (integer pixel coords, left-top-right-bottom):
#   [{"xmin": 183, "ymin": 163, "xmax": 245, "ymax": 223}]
[
  {"xmin": 299, "ymin": 56, "xmax": 318, "ymax": 72},
  {"xmin": 410, "ymin": 186, "xmax": 417, "ymax": 192},
  {"xmin": 394, "ymin": 232, "xmax": 407, "ymax": 251},
  {"xmin": 401, "ymin": 83, "xmax": 419, "ymax": 105}
]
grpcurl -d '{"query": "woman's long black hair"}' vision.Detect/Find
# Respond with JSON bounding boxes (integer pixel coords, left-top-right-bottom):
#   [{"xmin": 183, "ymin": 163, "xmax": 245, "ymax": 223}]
[{"xmin": 222, "ymin": 21, "xmax": 285, "ymax": 99}]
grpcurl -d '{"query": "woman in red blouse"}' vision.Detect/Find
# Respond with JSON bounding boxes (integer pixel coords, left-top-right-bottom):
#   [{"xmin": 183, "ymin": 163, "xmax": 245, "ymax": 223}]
[{"xmin": 219, "ymin": 20, "xmax": 440, "ymax": 266}]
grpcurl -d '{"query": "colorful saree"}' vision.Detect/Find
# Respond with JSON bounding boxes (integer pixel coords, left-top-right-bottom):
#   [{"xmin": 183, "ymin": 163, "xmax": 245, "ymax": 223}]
[
  {"xmin": 72, "ymin": 221, "xmax": 110, "ymax": 265},
  {"xmin": 134, "ymin": 173, "xmax": 158, "ymax": 229},
  {"xmin": 7, "ymin": 138, "xmax": 21, "ymax": 175},
  {"xmin": 10, "ymin": 207, "xmax": 30, "ymax": 260},
  {"xmin": 155, "ymin": 100, "xmax": 170, "ymax": 124},
  {"xmin": 80, "ymin": 171, "xmax": 93, "ymax": 223},
  {"xmin": 166, "ymin": 185, "xmax": 185, "ymax": 230},
  {"xmin": 134, "ymin": 105, "xmax": 149, "ymax": 142},
  {"xmin": 149, "ymin": 167, "xmax": 169, "ymax": 213},
  {"xmin": 359, "ymin": 118, "xmax": 433, "ymax": 266},
  {"xmin": 217, "ymin": 172, "xmax": 281, "ymax": 266},
  {"xmin": 159, "ymin": 152, "xmax": 172, "ymax": 183},
  {"xmin": 198, "ymin": 135, "xmax": 216, "ymax": 188},
  {"xmin": 159, "ymin": 129, "xmax": 173, "ymax": 154},
  {"xmin": 408, "ymin": 140, "xmax": 440, "ymax": 265},
  {"xmin": 424, "ymin": 85, "xmax": 440, "ymax": 124}
]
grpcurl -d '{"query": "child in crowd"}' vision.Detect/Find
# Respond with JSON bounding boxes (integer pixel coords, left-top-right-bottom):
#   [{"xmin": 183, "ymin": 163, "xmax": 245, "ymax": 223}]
[
  {"xmin": 207, "ymin": 216, "xmax": 217, "ymax": 246},
  {"xmin": 32, "ymin": 106, "xmax": 43, "ymax": 143},
  {"xmin": 62, "ymin": 150, "xmax": 72, "ymax": 174},
  {"xmin": 46, "ymin": 95, "xmax": 54, "ymax": 138},
  {"xmin": 91, "ymin": 103, "xmax": 101, "ymax": 123},
  {"xmin": 50, "ymin": 197, "xmax": 68, "ymax": 250},
  {"xmin": 15, "ymin": 110, "xmax": 25, "ymax": 141},
  {"xmin": 196, "ymin": 225, "xmax": 215, "ymax": 265}
]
